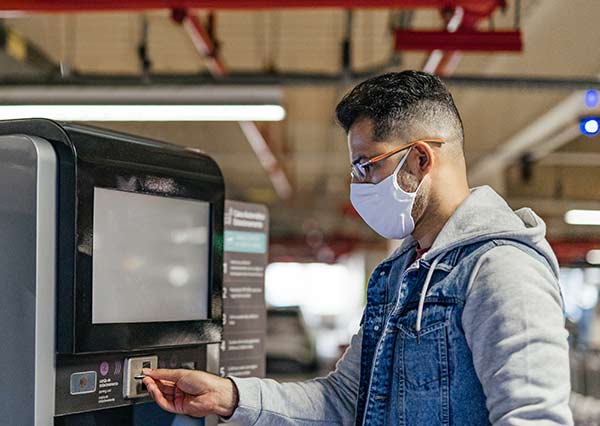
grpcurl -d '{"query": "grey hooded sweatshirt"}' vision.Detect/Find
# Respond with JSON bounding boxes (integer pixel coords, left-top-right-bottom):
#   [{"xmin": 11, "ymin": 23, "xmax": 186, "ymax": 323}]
[{"xmin": 223, "ymin": 186, "xmax": 573, "ymax": 425}]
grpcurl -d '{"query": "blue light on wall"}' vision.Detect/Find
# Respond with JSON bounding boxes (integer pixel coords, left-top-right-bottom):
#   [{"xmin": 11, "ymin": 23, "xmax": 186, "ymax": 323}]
[
  {"xmin": 586, "ymin": 90, "xmax": 599, "ymax": 109},
  {"xmin": 580, "ymin": 117, "xmax": 600, "ymax": 136}
]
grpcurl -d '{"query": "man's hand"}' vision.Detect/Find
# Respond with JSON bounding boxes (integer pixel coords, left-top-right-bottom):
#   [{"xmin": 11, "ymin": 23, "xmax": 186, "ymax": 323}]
[{"xmin": 142, "ymin": 368, "xmax": 239, "ymax": 418}]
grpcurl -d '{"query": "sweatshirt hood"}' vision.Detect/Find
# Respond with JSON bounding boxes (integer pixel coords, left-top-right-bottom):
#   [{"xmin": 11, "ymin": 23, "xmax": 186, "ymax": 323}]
[{"xmin": 392, "ymin": 185, "xmax": 559, "ymax": 278}]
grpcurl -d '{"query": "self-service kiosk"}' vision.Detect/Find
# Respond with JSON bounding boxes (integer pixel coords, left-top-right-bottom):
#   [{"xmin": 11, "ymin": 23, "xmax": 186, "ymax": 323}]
[{"xmin": 0, "ymin": 119, "xmax": 224, "ymax": 426}]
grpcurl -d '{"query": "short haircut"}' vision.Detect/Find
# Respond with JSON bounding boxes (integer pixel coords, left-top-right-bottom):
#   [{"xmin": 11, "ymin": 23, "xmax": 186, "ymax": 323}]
[{"xmin": 335, "ymin": 71, "xmax": 464, "ymax": 146}]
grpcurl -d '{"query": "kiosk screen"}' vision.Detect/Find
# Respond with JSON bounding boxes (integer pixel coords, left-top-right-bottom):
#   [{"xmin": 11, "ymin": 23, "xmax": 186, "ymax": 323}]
[{"xmin": 92, "ymin": 188, "xmax": 210, "ymax": 324}]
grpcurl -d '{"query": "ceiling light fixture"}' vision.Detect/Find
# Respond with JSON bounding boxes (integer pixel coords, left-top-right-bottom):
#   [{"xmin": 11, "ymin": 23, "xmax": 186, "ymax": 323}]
[
  {"xmin": 580, "ymin": 117, "xmax": 600, "ymax": 136},
  {"xmin": 586, "ymin": 90, "xmax": 599, "ymax": 109},
  {"xmin": 586, "ymin": 249, "xmax": 600, "ymax": 265},
  {"xmin": 0, "ymin": 104, "xmax": 286, "ymax": 122},
  {"xmin": 565, "ymin": 209, "xmax": 600, "ymax": 225}
]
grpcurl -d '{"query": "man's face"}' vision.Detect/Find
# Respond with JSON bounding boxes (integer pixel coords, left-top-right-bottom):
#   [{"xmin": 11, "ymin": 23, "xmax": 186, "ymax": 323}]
[{"xmin": 347, "ymin": 118, "xmax": 429, "ymax": 227}]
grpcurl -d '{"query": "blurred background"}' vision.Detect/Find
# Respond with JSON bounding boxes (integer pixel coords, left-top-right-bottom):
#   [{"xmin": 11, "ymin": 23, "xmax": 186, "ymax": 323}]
[{"xmin": 3, "ymin": 0, "xmax": 600, "ymax": 423}]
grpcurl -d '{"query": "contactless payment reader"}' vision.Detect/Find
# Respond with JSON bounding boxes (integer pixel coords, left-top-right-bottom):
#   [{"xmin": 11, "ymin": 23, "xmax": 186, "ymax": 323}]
[{"xmin": 0, "ymin": 119, "xmax": 224, "ymax": 426}]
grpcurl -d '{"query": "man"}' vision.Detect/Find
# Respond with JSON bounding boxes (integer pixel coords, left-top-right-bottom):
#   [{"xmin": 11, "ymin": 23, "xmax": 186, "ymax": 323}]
[{"xmin": 143, "ymin": 71, "xmax": 573, "ymax": 425}]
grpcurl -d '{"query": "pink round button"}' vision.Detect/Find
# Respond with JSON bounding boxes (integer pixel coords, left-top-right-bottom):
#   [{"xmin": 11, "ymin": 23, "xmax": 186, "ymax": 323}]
[{"xmin": 100, "ymin": 361, "xmax": 109, "ymax": 376}]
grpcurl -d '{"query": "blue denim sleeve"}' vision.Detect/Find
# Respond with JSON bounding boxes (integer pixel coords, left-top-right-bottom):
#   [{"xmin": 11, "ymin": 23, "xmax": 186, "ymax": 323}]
[
  {"xmin": 462, "ymin": 245, "xmax": 573, "ymax": 426},
  {"xmin": 221, "ymin": 329, "xmax": 362, "ymax": 426}
]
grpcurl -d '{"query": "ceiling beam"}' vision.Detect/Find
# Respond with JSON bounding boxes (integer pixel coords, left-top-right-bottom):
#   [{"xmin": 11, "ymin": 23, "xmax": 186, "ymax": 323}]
[
  {"xmin": 469, "ymin": 92, "xmax": 589, "ymax": 185},
  {"xmin": 0, "ymin": 0, "xmax": 505, "ymax": 13},
  {"xmin": 172, "ymin": 10, "xmax": 228, "ymax": 78},
  {"xmin": 528, "ymin": 124, "xmax": 581, "ymax": 162},
  {"xmin": 538, "ymin": 151, "xmax": 600, "ymax": 167},
  {"xmin": 239, "ymin": 121, "xmax": 293, "ymax": 200}
]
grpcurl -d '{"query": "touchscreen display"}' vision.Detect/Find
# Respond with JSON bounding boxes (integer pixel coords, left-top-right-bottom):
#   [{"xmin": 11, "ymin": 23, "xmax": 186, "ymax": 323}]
[{"xmin": 92, "ymin": 188, "xmax": 210, "ymax": 324}]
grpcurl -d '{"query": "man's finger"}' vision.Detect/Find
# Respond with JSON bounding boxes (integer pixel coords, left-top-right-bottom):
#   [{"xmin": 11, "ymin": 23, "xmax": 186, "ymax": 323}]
[
  {"xmin": 145, "ymin": 378, "xmax": 177, "ymax": 414},
  {"xmin": 155, "ymin": 379, "xmax": 176, "ymax": 396},
  {"xmin": 142, "ymin": 376, "xmax": 156, "ymax": 388},
  {"xmin": 143, "ymin": 368, "xmax": 186, "ymax": 383}
]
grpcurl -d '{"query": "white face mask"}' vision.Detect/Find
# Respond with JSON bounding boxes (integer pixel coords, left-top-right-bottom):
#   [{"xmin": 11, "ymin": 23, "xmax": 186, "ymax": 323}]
[{"xmin": 350, "ymin": 149, "xmax": 422, "ymax": 240}]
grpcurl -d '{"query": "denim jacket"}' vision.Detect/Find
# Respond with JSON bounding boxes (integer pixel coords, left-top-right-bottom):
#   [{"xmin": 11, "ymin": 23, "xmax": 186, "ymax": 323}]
[{"xmin": 356, "ymin": 238, "xmax": 554, "ymax": 426}]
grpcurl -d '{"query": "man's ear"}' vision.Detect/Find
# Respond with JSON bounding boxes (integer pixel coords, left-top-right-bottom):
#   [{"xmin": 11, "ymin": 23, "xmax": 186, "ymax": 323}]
[{"xmin": 411, "ymin": 142, "xmax": 434, "ymax": 177}]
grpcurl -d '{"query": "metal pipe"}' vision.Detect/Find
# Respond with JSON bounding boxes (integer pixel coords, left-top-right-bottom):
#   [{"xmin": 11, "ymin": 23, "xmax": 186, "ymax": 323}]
[{"xmin": 2, "ymin": 72, "xmax": 600, "ymax": 90}]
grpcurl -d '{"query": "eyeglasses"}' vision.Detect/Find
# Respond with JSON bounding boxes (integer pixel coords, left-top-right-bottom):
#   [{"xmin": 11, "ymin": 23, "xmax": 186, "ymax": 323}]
[{"xmin": 350, "ymin": 138, "xmax": 446, "ymax": 183}]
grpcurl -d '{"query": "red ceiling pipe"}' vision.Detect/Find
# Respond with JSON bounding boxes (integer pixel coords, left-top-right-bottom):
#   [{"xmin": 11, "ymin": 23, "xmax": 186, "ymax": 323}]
[
  {"xmin": 398, "ymin": 29, "xmax": 523, "ymax": 52},
  {"xmin": 0, "ymin": 0, "xmax": 511, "ymax": 12},
  {"xmin": 417, "ymin": 0, "xmax": 513, "ymax": 76},
  {"xmin": 421, "ymin": 5, "xmax": 467, "ymax": 76}
]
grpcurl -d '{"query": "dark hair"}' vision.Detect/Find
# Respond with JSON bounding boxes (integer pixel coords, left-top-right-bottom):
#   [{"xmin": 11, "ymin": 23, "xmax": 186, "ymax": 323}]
[{"xmin": 335, "ymin": 71, "xmax": 464, "ymax": 144}]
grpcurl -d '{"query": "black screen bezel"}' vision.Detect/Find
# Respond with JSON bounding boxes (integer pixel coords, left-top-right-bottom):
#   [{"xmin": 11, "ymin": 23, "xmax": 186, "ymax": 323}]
[{"xmin": 74, "ymin": 160, "xmax": 223, "ymax": 353}]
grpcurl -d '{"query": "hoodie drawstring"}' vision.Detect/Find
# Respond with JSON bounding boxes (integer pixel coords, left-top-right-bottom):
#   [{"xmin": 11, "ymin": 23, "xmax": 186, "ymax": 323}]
[{"xmin": 415, "ymin": 255, "xmax": 441, "ymax": 343}]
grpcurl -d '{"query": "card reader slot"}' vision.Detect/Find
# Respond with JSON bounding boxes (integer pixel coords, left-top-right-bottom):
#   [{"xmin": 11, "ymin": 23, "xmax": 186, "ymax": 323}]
[{"xmin": 123, "ymin": 356, "xmax": 157, "ymax": 399}]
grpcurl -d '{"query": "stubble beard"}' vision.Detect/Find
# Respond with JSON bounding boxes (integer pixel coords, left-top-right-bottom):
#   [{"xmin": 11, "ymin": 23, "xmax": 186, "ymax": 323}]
[{"xmin": 397, "ymin": 169, "xmax": 430, "ymax": 230}]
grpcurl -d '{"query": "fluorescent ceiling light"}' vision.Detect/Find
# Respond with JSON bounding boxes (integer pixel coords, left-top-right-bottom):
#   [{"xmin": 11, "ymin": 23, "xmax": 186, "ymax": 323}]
[
  {"xmin": 586, "ymin": 249, "xmax": 600, "ymax": 265},
  {"xmin": 0, "ymin": 104, "xmax": 286, "ymax": 122},
  {"xmin": 565, "ymin": 209, "xmax": 600, "ymax": 225}
]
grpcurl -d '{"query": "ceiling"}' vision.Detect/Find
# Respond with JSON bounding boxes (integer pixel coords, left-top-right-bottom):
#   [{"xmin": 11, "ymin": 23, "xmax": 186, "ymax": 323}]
[{"xmin": 2, "ymin": 0, "xmax": 600, "ymax": 254}]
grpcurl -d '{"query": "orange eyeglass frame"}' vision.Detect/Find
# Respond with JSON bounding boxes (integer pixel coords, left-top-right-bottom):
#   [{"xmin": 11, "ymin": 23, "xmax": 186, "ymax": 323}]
[{"xmin": 352, "ymin": 137, "xmax": 446, "ymax": 180}]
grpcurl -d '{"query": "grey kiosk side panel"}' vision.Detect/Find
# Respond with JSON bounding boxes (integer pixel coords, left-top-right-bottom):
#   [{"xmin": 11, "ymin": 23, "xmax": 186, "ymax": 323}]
[{"xmin": 0, "ymin": 135, "xmax": 57, "ymax": 426}]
